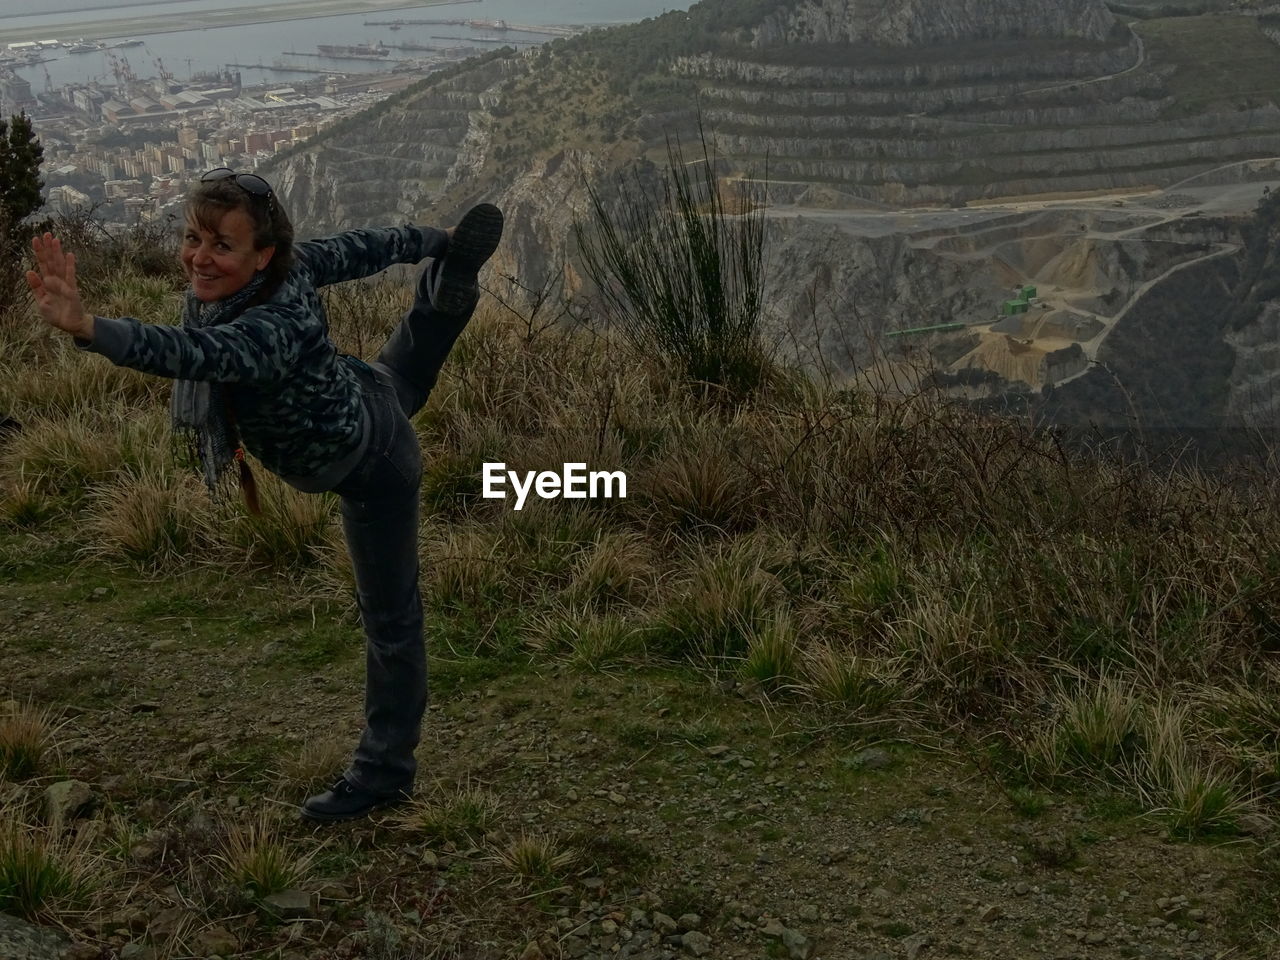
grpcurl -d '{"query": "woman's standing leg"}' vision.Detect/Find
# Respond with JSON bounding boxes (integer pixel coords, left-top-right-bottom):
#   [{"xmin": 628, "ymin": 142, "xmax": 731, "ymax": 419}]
[{"xmin": 302, "ymin": 380, "xmax": 424, "ymax": 820}]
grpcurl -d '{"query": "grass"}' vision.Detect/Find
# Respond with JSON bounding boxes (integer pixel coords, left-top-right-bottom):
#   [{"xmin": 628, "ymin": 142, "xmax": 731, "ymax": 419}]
[
  {"xmin": 0, "ymin": 819, "xmax": 93, "ymax": 920},
  {"xmin": 395, "ymin": 782, "xmax": 501, "ymax": 845},
  {"xmin": 211, "ymin": 811, "xmax": 316, "ymax": 899},
  {"xmin": 2, "ymin": 211, "xmax": 1279, "ymax": 954},
  {"xmin": 0, "ymin": 700, "xmax": 60, "ymax": 780},
  {"xmin": 491, "ymin": 832, "xmax": 576, "ymax": 887}
]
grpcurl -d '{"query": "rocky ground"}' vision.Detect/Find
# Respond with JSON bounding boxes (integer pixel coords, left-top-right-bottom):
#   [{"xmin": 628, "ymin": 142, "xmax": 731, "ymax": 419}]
[{"xmin": 0, "ymin": 551, "xmax": 1266, "ymax": 960}]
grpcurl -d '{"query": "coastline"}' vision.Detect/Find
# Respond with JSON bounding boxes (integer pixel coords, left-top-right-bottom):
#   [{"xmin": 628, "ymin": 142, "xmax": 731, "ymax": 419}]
[{"xmin": 0, "ymin": 0, "xmax": 476, "ymax": 45}]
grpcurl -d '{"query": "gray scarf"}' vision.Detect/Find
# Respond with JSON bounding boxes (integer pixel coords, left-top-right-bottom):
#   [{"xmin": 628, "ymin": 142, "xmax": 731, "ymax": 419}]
[{"xmin": 170, "ymin": 272, "xmax": 267, "ymax": 497}]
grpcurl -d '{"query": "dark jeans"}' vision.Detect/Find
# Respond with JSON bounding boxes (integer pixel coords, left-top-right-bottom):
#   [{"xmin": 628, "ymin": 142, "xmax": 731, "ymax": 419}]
[{"xmin": 329, "ymin": 267, "xmax": 477, "ymax": 797}]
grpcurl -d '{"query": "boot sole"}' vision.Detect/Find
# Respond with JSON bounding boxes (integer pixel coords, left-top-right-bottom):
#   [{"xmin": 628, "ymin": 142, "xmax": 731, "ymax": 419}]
[
  {"xmin": 299, "ymin": 793, "xmax": 409, "ymax": 823},
  {"xmin": 434, "ymin": 203, "xmax": 503, "ymax": 315}
]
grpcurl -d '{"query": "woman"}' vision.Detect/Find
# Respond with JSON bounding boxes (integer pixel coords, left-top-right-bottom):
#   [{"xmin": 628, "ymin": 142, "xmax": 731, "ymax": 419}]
[{"xmin": 25, "ymin": 167, "xmax": 503, "ymax": 822}]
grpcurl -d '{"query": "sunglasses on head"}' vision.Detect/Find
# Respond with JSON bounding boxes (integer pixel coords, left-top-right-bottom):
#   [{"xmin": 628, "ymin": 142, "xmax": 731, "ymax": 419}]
[{"xmin": 201, "ymin": 167, "xmax": 275, "ymax": 202}]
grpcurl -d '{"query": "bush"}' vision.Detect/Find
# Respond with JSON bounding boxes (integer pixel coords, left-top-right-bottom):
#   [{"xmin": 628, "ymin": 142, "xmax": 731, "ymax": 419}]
[{"xmin": 573, "ymin": 123, "xmax": 772, "ymax": 398}]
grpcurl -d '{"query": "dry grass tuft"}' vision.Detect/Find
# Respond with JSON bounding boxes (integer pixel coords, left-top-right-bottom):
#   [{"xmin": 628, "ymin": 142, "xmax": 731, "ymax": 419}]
[
  {"xmin": 491, "ymin": 831, "xmax": 576, "ymax": 887},
  {"xmin": 801, "ymin": 642, "xmax": 902, "ymax": 716},
  {"xmin": 567, "ymin": 530, "xmax": 652, "ymax": 607},
  {"xmin": 0, "ymin": 701, "xmax": 61, "ymax": 780},
  {"xmin": 1134, "ymin": 699, "xmax": 1250, "ymax": 839},
  {"xmin": 213, "ymin": 474, "xmax": 339, "ymax": 571},
  {"xmin": 393, "ymin": 781, "xmax": 501, "ymax": 845},
  {"xmin": 274, "ymin": 738, "xmax": 348, "ymax": 791},
  {"xmin": 0, "ymin": 815, "xmax": 95, "ymax": 919},
  {"xmin": 210, "ymin": 811, "xmax": 316, "ymax": 898},
  {"xmin": 656, "ymin": 541, "xmax": 780, "ymax": 660},
  {"xmin": 83, "ymin": 468, "xmax": 208, "ymax": 568}
]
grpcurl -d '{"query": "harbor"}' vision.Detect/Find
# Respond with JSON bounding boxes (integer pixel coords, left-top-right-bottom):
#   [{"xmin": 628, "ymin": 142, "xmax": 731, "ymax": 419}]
[{"xmin": 3, "ymin": 0, "xmax": 673, "ymax": 98}]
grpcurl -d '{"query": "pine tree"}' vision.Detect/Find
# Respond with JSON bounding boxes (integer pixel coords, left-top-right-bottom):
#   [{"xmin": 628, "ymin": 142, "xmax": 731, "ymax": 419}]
[{"xmin": 0, "ymin": 111, "xmax": 44, "ymax": 224}]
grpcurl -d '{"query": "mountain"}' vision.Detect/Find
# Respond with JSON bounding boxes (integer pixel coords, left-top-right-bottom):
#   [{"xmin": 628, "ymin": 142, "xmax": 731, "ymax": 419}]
[{"xmin": 263, "ymin": 0, "xmax": 1280, "ymax": 447}]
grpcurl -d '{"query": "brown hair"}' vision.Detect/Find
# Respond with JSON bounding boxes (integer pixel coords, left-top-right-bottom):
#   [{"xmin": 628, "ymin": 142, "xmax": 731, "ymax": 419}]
[{"xmin": 185, "ymin": 175, "xmax": 295, "ymax": 305}]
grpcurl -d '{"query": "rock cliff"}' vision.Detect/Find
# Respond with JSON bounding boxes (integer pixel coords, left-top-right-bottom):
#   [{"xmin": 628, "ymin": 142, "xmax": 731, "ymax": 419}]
[{"xmin": 753, "ymin": 0, "xmax": 1117, "ymax": 47}]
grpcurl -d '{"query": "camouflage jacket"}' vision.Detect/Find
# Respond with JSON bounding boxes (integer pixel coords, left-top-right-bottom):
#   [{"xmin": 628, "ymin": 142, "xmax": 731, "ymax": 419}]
[{"xmin": 82, "ymin": 225, "xmax": 447, "ymax": 485}]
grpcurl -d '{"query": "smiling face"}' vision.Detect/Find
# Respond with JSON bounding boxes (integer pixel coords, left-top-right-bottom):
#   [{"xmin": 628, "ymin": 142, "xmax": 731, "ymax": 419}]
[{"xmin": 181, "ymin": 207, "xmax": 275, "ymax": 303}]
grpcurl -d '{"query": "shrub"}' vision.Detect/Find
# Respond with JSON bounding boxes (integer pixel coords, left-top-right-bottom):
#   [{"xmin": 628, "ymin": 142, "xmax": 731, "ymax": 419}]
[{"xmin": 573, "ymin": 123, "xmax": 771, "ymax": 397}]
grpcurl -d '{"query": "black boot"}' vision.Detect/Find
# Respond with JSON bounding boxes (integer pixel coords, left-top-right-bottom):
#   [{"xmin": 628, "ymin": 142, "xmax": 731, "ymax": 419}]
[
  {"xmin": 430, "ymin": 203, "xmax": 504, "ymax": 315},
  {"xmin": 300, "ymin": 776, "xmax": 410, "ymax": 822}
]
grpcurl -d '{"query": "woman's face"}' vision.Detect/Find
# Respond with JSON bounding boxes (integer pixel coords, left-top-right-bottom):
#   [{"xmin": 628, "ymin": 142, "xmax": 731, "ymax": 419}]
[{"xmin": 181, "ymin": 207, "xmax": 274, "ymax": 303}]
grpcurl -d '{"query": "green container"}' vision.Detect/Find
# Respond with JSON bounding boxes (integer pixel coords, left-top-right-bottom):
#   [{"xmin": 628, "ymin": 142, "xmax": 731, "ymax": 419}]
[
  {"xmin": 1020, "ymin": 285, "xmax": 1037, "ymax": 300},
  {"xmin": 1011, "ymin": 299, "xmax": 1030, "ymax": 314}
]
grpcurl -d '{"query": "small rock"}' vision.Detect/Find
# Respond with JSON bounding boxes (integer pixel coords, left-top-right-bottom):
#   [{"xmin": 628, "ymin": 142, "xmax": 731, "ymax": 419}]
[
  {"xmin": 196, "ymin": 926, "xmax": 238, "ymax": 955},
  {"xmin": 652, "ymin": 912, "xmax": 678, "ymax": 935},
  {"xmin": 978, "ymin": 904, "xmax": 1001, "ymax": 922},
  {"xmin": 1086, "ymin": 932, "xmax": 1106, "ymax": 945},
  {"xmin": 1014, "ymin": 882, "xmax": 1031, "ymax": 896},
  {"xmin": 0, "ymin": 912, "xmax": 75, "ymax": 959},
  {"xmin": 119, "ymin": 944, "xmax": 154, "ymax": 960},
  {"xmin": 851, "ymin": 748, "xmax": 891, "ymax": 770},
  {"xmin": 262, "ymin": 890, "xmax": 315, "ymax": 921},
  {"xmin": 92, "ymin": 587, "xmax": 109, "ymax": 598},
  {"xmin": 677, "ymin": 914, "xmax": 701, "ymax": 932},
  {"xmin": 421, "ymin": 850, "xmax": 439, "ymax": 869},
  {"xmin": 600, "ymin": 919, "xmax": 618, "ymax": 936},
  {"xmin": 518, "ymin": 943, "xmax": 545, "ymax": 960},
  {"xmin": 148, "ymin": 638, "xmax": 178, "ymax": 653},
  {"xmin": 761, "ymin": 918, "xmax": 786, "ymax": 938},
  {"xmin": 44, "ymin": 780, "xmax": 95, "ymax": 824},
  {"xmin": 147, "ymin": 907, "xmax": 190, "ymax": 939},
  {"xmin": 902, "ymin": 933, "xmax": 930, "ymax": 960},
  {"xmin": 681, "ymin": 930, "xmax": 712, "ymax": 957},
  {"xmin": 130, "ymin": 702, "xmax": 161, "ymax": 713},
  {"xmin": 782, "ymin": 927, "xmax": 815, "ymax": 960},
  {"xmin": 706, "ymin": 745, "xmax": 731, "ymax": 757}
]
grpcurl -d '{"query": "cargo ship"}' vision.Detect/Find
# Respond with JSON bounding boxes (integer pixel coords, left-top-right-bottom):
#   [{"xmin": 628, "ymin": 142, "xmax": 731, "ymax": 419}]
[{"xmin": 317, "ymin": 43, "xmax": 388, "ymax": 57}]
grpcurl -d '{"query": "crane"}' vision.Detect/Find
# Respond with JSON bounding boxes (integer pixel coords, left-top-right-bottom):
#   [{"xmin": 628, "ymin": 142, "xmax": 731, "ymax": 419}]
[
  {"xmin": 104, "ymin": 49, "xmax": 127, "ymax": 92},
  {"xmin": 154, "ymin": 56, "xmax": 173, "ymax": 85}
]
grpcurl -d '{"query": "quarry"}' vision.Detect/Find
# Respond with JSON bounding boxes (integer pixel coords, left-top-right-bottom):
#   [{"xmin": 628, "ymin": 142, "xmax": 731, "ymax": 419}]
[{"xmin": 264, "ymin": 0, "xmax": 1280, "ymax": 435}]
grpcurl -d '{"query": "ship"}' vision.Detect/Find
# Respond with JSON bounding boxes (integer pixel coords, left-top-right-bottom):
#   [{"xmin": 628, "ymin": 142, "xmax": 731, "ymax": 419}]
[
  {"xmin": 317, "ymin": 43, "xmax": 389, "ymax": 57},
  {"xmin": 109, "ymin": 39, "xmax": 144, "ymax": 48},
  {"xmin": 68, "ymin": 43, "xmax": 100, "ymax": 54}
]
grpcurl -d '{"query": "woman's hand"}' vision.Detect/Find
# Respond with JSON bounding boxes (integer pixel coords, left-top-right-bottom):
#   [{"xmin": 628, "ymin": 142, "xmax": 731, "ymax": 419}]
[{"xmin": 25, "ymin": 233, "xmax": 94, "ymax": 341}]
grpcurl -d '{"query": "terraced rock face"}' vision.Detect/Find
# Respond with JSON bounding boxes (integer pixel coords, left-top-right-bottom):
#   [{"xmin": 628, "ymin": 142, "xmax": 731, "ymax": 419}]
[
  {"xmin": 687, "ymin": 0, "xmax": 1280, "ymax": 206},
  {"xmin": 753, "ymin": 0, "xmax": 1118, "ymax": 47}
]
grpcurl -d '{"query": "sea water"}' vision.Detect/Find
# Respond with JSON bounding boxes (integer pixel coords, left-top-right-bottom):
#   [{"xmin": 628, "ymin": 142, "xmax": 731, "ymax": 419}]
[{"xmin": 7, "ymin": 0, "xmax": 689, "ymax": 90}]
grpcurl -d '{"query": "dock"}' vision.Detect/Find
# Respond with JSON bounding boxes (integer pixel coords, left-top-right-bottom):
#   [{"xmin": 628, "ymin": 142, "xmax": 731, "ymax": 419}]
[
  {"xmin": 365, "ymin": 19, "xmax": 578, "ymax": 37},
  {"xmin": 284, "ymin": 49, "xmax": 404, "ymax": 62}
]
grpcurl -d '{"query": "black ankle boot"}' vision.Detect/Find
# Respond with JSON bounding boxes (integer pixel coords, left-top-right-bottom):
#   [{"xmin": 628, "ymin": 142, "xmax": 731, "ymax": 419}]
[
  {"xmin": 430, "ymin": 203, "xmax": 504, "ymax": 315},
  {"xmin": 300, "ymin": 776, "xmax": 410, "ymax": 822}
]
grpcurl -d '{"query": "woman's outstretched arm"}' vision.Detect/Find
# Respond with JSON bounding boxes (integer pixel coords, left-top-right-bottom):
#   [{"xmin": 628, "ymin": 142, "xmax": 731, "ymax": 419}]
[
  {"xmin": 27, "ymin": 231, "xmax": 310, "ymax": 384},
  {"xmin": 297, "ymin": 225, "xmax": 450, "ymax": 288}
]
